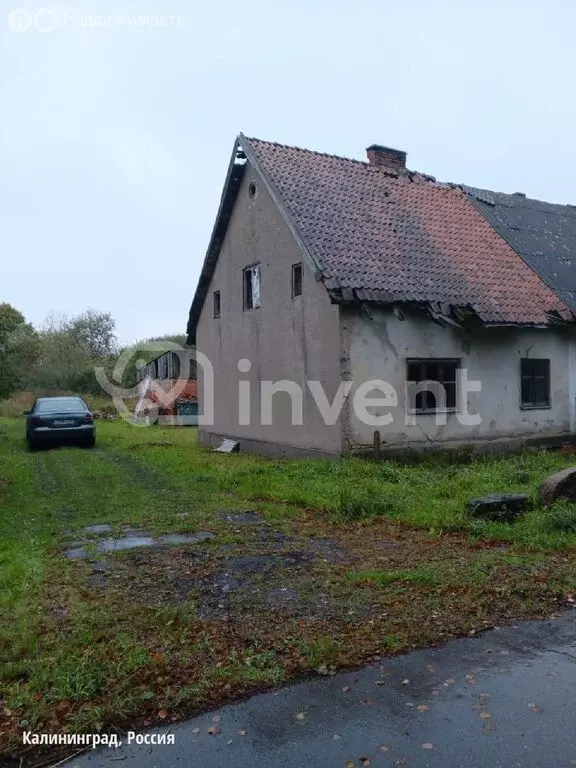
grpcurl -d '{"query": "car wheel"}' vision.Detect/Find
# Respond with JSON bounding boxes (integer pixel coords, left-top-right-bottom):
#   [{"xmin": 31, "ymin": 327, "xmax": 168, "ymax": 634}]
[{"xmin": 85, "ymin": 435, "xmax": 96, "ymax": 448}]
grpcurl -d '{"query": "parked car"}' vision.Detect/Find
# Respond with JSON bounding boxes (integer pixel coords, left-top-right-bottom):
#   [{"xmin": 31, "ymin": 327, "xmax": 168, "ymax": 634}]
[{"xmin": 25, "ymin": 396, "xmax": 96, "ymax": 449}]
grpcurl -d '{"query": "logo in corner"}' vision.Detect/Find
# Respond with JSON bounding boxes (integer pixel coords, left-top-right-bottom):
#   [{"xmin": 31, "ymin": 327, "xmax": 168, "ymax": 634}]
[
  {"xmin": 8, "ymin": 8, "xmax": 33, "ymax": 32},
  {"xmin": 34, "ymin": 8, "xmax": 58, "ymax": 32}
]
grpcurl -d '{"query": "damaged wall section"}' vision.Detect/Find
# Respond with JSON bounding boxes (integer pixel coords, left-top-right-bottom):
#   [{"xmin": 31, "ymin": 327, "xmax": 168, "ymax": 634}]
[{"xmin": 340, "ymin": 305, "xmax": 572, "ymax": 454}]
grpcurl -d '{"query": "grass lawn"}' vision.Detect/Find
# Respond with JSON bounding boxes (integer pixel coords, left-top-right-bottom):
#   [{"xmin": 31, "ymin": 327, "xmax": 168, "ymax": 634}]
[{"xmin": 3, "ymin": 415, "xmax": 576, "ymax": 764}]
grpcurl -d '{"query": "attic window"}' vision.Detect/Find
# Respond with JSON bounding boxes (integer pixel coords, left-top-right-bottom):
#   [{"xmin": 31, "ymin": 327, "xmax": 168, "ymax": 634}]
[
  {"xmin": 248, "ymin": 181, "xmax": 257, "ymax": 199},
  {"xmin": 213, "ymin": 290, "xmax": 221, "ymax": 318},
  {"xmin": 243, "ymin": 264, "xmax": 261, "ymax": 310},
  {"xmin": 292, "ymin": 263, "xmax": 303, "ymax": 297}
]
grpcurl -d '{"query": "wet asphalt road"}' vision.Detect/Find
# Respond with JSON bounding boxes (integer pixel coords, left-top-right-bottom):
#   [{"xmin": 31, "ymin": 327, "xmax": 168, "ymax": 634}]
[{"xmin": 67, "ymin": 611, "xmax": 576, "ymax": 768}]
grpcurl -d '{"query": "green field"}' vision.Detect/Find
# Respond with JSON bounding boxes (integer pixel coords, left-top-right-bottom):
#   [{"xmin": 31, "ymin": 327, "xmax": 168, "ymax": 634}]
[{"xmin": 2, "ymin": 415, "xmax": 576, "ymax": 764}]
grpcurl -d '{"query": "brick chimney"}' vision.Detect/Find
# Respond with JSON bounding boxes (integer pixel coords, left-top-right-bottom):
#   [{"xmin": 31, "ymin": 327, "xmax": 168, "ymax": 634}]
[{"xmin": 366, "ymin": 144, "xmax": 407, "ymax": 170}]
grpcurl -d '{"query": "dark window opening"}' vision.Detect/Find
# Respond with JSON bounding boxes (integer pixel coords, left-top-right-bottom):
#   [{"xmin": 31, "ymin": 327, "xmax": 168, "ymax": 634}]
[
  {"xmin": 213, "ymin": 290, "xmax": 221, "ymax": 318},
  {"xmin": 243, "ymin": 264, "xmax": 261, "ymax": 310},
  {"xmin": 292, "ymin": 263, "xmax": 303, "ymax": 297},
  {"xmin": 521, "ymin": 359, "xmax": 550, "ymax": 408},
  {"xmin": 171, "ymin": 352, "xmax": 181, "ymax": 379},
  {"xmin": 407, "ymin": 358, "xmax": 460, "ymax": 412}
]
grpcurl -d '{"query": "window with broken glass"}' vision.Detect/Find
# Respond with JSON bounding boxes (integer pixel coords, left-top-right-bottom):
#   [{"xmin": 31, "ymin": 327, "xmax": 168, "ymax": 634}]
[{"xmin": 243, "ymin": 264, "xmax": 261, "ymax": 309}]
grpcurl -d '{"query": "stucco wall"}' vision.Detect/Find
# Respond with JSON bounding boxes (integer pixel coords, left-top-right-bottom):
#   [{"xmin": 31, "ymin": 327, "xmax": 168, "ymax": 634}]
[
  {"xmin": 196, "ymin": 163, "xmax": 342, "ymax": 455},
  {"xmin": 342, "ymin": 305, "xmax": 572, "ymax": 451}
]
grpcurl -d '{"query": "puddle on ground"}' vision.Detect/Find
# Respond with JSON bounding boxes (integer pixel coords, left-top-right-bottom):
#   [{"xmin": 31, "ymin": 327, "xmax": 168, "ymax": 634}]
[
  {"xmin": 158, "ymin": 533, "xmax": 214, "ymax": 546},
  {"xmin": 97, "ymin": 536, "xmax": 155, "ymax": 552},
  {"xmin": 63, "ymin": 531, "xmax": 215, "ymax": 559},
  {"xmin": 83, "ymin": 524, "xmax": 113, "ymax": 535}
]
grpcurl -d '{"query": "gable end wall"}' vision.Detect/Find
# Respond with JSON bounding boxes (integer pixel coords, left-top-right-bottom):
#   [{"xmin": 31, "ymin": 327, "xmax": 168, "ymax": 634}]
[{"xmin": 196, "ymin": 162, "xmax": 342, "ymax": 455}]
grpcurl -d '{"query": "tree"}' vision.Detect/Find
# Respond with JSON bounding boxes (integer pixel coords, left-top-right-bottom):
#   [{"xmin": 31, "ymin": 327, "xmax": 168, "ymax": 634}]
[
  {"xmin": 29, "ymin": 323, "xmax": 92, "ymax": 392},
  {"xmin": 0, "ymin": 302, "xmax": 30, "ymax": 341},
  {"xmin": 69, "ymin": 309, "xmax": 118, "ymax": 359},
  {"xmin": 0, "ymin": 303, "xmax": 39, "ymax": 398},
  {"xmin": 27, "ymin": 310, "xmax": 119, "ymax": 395}
]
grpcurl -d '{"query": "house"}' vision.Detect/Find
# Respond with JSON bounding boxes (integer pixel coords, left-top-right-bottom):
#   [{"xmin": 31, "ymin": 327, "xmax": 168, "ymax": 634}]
[
  {"xmin": 136, "ymin": 348, "xmax": 198, "ymax": 423},
  {"xmin": 186, "ymin": 134, "xmax": 576, "ymax": 457}
]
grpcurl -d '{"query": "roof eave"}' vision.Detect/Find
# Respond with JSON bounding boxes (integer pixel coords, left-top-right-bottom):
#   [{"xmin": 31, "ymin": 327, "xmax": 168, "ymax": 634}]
[
  {"xmin": 327, "ymin": 288, "xmax": 574, "ymax": 328},
  {"xmin": 186, "ymin": 137, "xmax": 247, "ymax": 345}
]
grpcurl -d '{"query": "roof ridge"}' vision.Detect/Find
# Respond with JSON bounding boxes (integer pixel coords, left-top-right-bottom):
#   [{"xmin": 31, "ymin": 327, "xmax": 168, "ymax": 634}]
[
  {"xmin": 242, "ymin": 135, "xmax": 369, "ymax": 167},
  {"xmin": 462, "ymin": 183, "xmax": 576, "ymax": 210},
  {"xmin": 244, "ymin": 136, "xmax": 576, "ymax": 207},
  {"xmin": 243, "ymin": 135, "xmax": 445, "ymax": 186}
]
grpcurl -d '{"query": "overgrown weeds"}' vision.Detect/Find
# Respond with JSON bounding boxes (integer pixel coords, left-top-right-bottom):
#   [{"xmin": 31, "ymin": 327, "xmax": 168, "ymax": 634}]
[
  {"xmin": 3, "ymin": 416, "xmax": 576, "ymax": 763},
  {"xmin": 530, "ymin": 502, "xmax": 576, "ymax": 534},
  {"xmin": 337, "ymin": 485, "xmax": 396, "ymax": 521}
]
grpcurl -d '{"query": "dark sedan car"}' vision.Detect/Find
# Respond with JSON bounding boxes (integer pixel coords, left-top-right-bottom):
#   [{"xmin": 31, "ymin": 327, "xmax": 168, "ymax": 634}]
[{"xmin": 25, "ymin": 396, "xmax": 96, "ymax": 449}]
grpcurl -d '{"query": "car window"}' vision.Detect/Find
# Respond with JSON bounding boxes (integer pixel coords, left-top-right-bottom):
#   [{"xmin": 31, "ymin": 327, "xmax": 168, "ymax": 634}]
[{"xmin": 35, "ymin": 398, "xmax": 87, "ymax": 413}]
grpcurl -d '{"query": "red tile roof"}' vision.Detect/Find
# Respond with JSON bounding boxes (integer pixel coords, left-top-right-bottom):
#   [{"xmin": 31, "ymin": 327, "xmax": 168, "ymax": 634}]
[{"xmin": 243, "ymin": 137, "xmax": 572, "ymax": 326}]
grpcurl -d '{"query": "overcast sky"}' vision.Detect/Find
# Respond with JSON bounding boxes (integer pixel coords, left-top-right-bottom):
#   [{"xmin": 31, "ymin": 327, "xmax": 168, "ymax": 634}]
[{"xmin": 2, "ymin": 0, "xmax": 575, "ymax": 345}]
